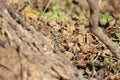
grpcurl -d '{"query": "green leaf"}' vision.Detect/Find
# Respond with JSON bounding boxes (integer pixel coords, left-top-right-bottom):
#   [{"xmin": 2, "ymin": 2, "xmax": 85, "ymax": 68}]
[
  {"xmin": 100, "ymin": 11, "xmax": 113, "ymax": 26},
  {"xmin": 104, "ymin": 12, "xmax": 110, "ymax": 17},
  {"xmin": 33, "ymin": 10, "xmax": 41, "ymax": 16},
  {"xmin": 116, "ymin": 33, "xmax": 120, "ymax": 39},
  {"xmin": 116, "ymin": 20, "xmax": 120, "ymax": 24},
  {"xmin": 107, "ymin": 16, "xmax": 113, "ymax": 21},
  {"xmin": 101, "ymin": 12, "xmax": 110, "ymax": 18},
  {"xmin": 52, "ymin": 5, "xmax": 60, "ymax": 15},
  {"xmin": 100, "ymin": 18, "xmax": 107, "ymax": 26},
  {"xmin": 66, "ymin": 0, "xmax": 73, "ymax": 4}
]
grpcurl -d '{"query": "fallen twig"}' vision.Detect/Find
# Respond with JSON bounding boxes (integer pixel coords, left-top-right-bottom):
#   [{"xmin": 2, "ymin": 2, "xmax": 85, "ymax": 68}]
[{"xmin": 87, "ymin": 0, "xmax": 120, "ymax": 59}]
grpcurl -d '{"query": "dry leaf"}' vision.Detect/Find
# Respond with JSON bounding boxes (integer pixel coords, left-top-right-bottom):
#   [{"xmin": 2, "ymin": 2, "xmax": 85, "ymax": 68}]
[{"xmin": 64, "ymin": 51, "xmax": 74, "ymax": 59}]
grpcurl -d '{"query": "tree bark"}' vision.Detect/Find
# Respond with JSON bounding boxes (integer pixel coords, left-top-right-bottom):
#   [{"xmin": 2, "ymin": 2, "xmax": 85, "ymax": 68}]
[
  {"xmin": 87, "ymin": 0, "xmax": 120, "ymax": 59},
  {"xmin": 0, "ymin": 3, "xmax": 82, "ymax": 80}
]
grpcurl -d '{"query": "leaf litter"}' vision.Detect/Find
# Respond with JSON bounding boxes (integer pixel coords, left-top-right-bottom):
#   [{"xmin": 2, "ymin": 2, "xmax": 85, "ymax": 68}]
[{"xmin": 21, "ymin": 0, "xmax": 120, "ymax": 79}]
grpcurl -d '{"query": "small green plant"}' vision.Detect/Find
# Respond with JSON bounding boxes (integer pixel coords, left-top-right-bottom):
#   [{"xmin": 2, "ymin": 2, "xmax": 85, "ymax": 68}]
[
  {"xmin": 114, "ymin": 33, "xmax": 120, "ymax": 44},
  {"xmin": 105, "ymin": 53, "xmax": 115, "ymax": 72},
  {"xmin": 116, "ymin": 33, "xmax": 120, "ymax": 39},
  {"xmin": 92, "ymin": 65, "xmax": 97, "ymax": 76},
  {"xmin": 116, "ymin": 33, "xmax": 120, "ymax": 44},
  {"xmin": 52, "ymin": 5, "xmax": 60, "ymax": 19},
  {"xmin": 100, "ymin": 12, "xmax": 113, "ymax": 26},
  {"xmin": 106, "ymin": 63, "xmax": 113, "ymax": 72},
  {"xmin": 33, "ymin": 10, "xmax": 41, "ymax": 16},
  {"xmin": 52, "ymin": 5, "xmax": 60, "ymax": 16},
  {"xmin": 26, "ymin": 6, "xmax": 42, "ymax": 16},
  {"xmin": 116, "ymin": 20, "xmax": 120, "ymax": 24},
  {"xmin": 106, "ymin": 62, "xmax": 114, "ymax": 71},
  {"xmin": 51, "ymin": 5, "xmax": 64, "ymax": 21},
  {"xmin": 65, "ymin": 0, "xmax": 73, "ymax": 5}
]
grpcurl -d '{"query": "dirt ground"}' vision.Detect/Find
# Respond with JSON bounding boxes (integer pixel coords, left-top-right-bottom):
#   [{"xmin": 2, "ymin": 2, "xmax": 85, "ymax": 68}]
[{"xmin": 6, "ymin": 0, "xmax": 120, "ymax": 79}]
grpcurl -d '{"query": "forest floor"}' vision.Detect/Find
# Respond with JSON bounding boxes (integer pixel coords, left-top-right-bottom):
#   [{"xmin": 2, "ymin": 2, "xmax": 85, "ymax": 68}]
[{"xmin": 20, "ymin": 0, "xmax": 120, "ymax": 79}]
